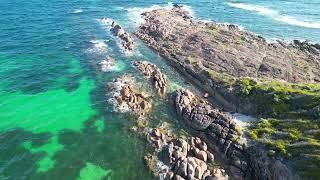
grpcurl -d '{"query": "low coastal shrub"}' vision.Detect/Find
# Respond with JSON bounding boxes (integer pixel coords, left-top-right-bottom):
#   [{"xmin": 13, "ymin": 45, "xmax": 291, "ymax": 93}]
[
  {"xmin": 236, "ymin": 78, "xmax": 320, "ymax": 118},
  {"xmin": 248, "ymin": 118, "xmax": 320, "ymax": 178},
  {"xmin": 207, "ymin": 69, "xmax": 236, "ymax": 87}
]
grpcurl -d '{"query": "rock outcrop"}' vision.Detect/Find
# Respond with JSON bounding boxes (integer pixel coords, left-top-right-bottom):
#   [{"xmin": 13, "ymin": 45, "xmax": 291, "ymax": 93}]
[
  {"xmin": 164, "ymin": 138, "xmax": 228, "ymax": 180},
  {"xmin": 108, "ymin": 76, "xmax": 152, "ymax": 116},
  {"xmin": 134, "ymin": 61, "xmax": 168, "ymax": 96},
  {"xmin": 147, "ymin": 127, "xmax": 172, "ymax": 150},
  {"xmin": 144, "ymin": 129, "xmax": 229, "ymax": 180},
  {"xmin": 111, "ymin": 21, "xmax": 134, "ymax": 51},
  {"xmin": 175, "ymin": 89, "xmax": 247, "ymax": 176},
  {"xmin": 135, "ymin": 7, "xmax": 320, "ymax": 83},
  {"xmin": 135, "ymin": 6, "xmax": 320, "ymax": 117},
  {"xmin": 174, "ymin": 88, "xmax": 294, "ymax": 179}
]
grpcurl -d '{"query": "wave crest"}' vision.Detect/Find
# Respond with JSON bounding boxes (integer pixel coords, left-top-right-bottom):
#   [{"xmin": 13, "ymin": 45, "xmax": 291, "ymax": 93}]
[
  {"xmin": 72, "ymin": 9, "xmax": 83, "ymax": 14},
  {"xmin": 86, "ymin": 40, "xmax": 109, "ymax": 55},
  {"xmin": 227, "ymin": 2, "xmax": 320, "ymax": 29},
  {"xmin": 125, "ymin": 2, "xmax": 194, "ymax": 27}
]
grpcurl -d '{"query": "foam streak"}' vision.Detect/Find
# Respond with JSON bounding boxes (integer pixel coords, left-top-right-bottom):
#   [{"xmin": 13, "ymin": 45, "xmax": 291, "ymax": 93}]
[{"xmin": 227, "ymin": 3, "xmax": 320, "ymax": 29}]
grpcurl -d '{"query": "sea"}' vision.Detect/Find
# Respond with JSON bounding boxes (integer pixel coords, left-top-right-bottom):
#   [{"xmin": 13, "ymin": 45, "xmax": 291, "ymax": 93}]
[{"xmin": 0, "ymin": 0, "xmax": 319, "ymax": 179}]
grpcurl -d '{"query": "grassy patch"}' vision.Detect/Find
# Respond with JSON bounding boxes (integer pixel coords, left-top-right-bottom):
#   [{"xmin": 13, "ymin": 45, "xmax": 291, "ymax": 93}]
[
  {"xmin": 236, "ymin": 77, "xmax": 320, "ymax": 118},
  {"xmin": 293, "ymin": 59, "xmax": 308, "ymax": 69},
  {"xmin": 204, "ymin": 26, "xmax": 222, "ymax": 36},
  {"xmin": 206, "ymin": 69, "xmax": 236, "ymax": 87},
  {"xmin": 248, "ymin": 118, "xmax": 320, "ymax": 178}
]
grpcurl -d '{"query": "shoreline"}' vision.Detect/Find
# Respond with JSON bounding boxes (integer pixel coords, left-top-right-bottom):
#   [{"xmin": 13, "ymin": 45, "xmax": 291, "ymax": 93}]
[
  {"xmin": 133, "ymin": 5, "xmax": 320, "ymax": 179},
  {"xmin": 134, "ymin": 6, "xmax": 320, "ymax": 118}
]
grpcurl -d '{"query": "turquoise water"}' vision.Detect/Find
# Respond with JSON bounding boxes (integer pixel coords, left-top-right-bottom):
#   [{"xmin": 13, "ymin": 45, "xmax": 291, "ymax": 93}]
[{"xmin": 0, "ymin": 0, "xmax": 319, "ymax": 179}]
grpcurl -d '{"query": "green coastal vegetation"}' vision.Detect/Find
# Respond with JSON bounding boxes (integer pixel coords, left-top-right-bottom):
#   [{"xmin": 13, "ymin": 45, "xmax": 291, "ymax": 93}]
[
  {"xmin": 205, "ymin": 68, "xmax": 320, "ymax": 119},
  {"xmin": 204, "ymin": 68, "xmax": 320, "ymax": 178},
  {"xmin": 237, "ymin": 77, "xmax": 320, "ymax": 119},
  {"xmin": 235, "ymin": 76, "xmax": 320, "ymax": 178},
  {"xmin": 248, "ymin": 118, "xmax": 320, "ymax": 178}
]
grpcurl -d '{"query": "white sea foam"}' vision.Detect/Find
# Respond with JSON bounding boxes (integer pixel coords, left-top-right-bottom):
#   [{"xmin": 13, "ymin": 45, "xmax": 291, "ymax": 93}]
[
  {"xmin": 230, "ymin": 113, "xmax": 256, "ymax": 129},
  {"xmin": 100, "ymin": 59, "xmax": 126, "ymax": 72},
  {"xmin": 97, "ymin": 17, "xmax": 114, "ymax": 31},
  {"xmin": 227, "ymin": 2, "xmax": 320, "ymax": 29},
  {"xmin": 125, "ymin": 2, "xmax": 194, "ymax": 27},
  {"xmin": 98, "ymin": 17, "xmax": 113, "ymax": 25},
  {"xmin": 72, "ymin": 9, "xmax": 83, "ymax": 14},
  {"xmin": 90, "ymin": 40, "xmax": 108, "ymax": 48},
  {"xmin": 108, "ymin": 75, "xmax": 136, "ymax": 113},
  {"xmin": 86, "ymin": 39, "xmax": 108, "ymax": 54}
]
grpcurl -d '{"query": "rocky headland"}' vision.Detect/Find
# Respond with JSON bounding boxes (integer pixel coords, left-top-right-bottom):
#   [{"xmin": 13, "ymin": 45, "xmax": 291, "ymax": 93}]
[
  {"xmin": 133, "ymin": 5, "xmax": 320, "ymax": 180},
  {"xmin": 135, "ymin": 6, "xmax": 320, "ymax": 119}
]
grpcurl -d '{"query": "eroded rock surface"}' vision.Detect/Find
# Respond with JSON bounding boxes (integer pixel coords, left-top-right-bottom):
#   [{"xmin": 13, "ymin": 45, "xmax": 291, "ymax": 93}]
[
  {"xmin": 144, "ymin": 129, "xmax": 229, "ymax": 180},
  {"xmin": 135, "ymin": 7, "xmax": 320, "ymax": 83},
  {"xmin": 175, "ymin": 89, "xmax": 246, "ymax": 176},
  {"xmin": 135, "ymin": 6, "xmax": 320, "ymax": 117},
  {"xmin": 134, "ymin": 61, "xmax": 168, "ymax": 96},
  {"xmin": 175, "ymin": 88, "xmax": 294, "ymax": 180},
  {"xmin": 111, "ymin": 21, "xmax": 134, "ymax": 51}
]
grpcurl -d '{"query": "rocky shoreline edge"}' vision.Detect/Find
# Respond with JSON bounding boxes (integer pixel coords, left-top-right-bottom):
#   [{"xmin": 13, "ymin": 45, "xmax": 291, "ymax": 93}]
[
  {"xmin": 106, "ymin": 62, "xmax": 290, "ymax": 180},
  {"xmin": 104, "ymin": 7, "xmax": 320, "ymax": 179},
  {"xmin": 134, "ymin": 6, "xmax": 320, "ymax": 119}
]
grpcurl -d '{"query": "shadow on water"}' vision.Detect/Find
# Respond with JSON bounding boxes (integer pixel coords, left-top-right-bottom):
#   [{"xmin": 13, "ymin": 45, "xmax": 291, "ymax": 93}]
[
  {"xmin": 0, "ymin": 112, "xmax": 154, "ymax": 180},
  {"xmin": 0, "ymin": 129, "xmax": 51, "ymax": 179},
  {"xmin": 0, "ymin": 55, "xmax": 87, "ymax": 95}
]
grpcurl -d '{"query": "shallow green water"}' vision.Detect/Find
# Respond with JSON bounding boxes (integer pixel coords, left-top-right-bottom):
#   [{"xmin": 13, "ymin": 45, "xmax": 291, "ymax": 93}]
[{"xmin": 1, "ymin": 0, "xmax": 318, "ymax": 179}]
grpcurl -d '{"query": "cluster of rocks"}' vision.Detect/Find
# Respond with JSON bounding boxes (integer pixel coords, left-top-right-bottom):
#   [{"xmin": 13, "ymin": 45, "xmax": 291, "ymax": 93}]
[
  {"xmin": 108, "ymin": 76, "xmax": 152, "ymax": 116},
  {"xmin": 174, "ymin": 89, "xmax": 295, "ymax": 179},
  {"xmin": 147, "ymin": 127, "xmax": 172, "ymax": 150},
  {"xmin": 116, "ymin": 84, "xmax": 152, "ymax": 115},
  {"xmin": 164, "ymin": 138, "xmax": 228, "ymax": 180},
  {"xmin": 292, "ymin": 40, "xmax": 320, "ymax": 55},
  {"xmin": 111, "ymin": 21, "xmax": 134, "ymax": 51},
  {"xmin": 175, "ymin": 89, "xmax": 247, "ymax": 178},
  {"xmin": 134, "ymin": 61, "xmax": 168, "ymax": 96},
  {"xmin": 145, "ymin": 127, "xmax": 229, "ymax": 180}
]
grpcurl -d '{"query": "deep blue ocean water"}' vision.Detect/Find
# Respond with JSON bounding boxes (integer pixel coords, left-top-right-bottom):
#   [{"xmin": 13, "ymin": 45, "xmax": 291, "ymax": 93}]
[{"xmin": 0, "ymin": 0, "xmax": 319, "ymax": 179}]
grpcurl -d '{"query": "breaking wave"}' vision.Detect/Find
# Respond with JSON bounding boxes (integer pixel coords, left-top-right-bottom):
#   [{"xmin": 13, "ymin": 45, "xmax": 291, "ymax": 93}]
[
  {"xmin": 86, "ymin": 39, "xmax": 109, "ymax": 55},
  {"xmin": 227, "ymin": 2, "xmax": 320, "ymax": 29},
  {"xmin": 72, "ymin": 9, "xmax": 83, "ymax": 14},
  {"xmin": 125, "ymin": 2, "xmax": 194, "ymax": 27}
]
